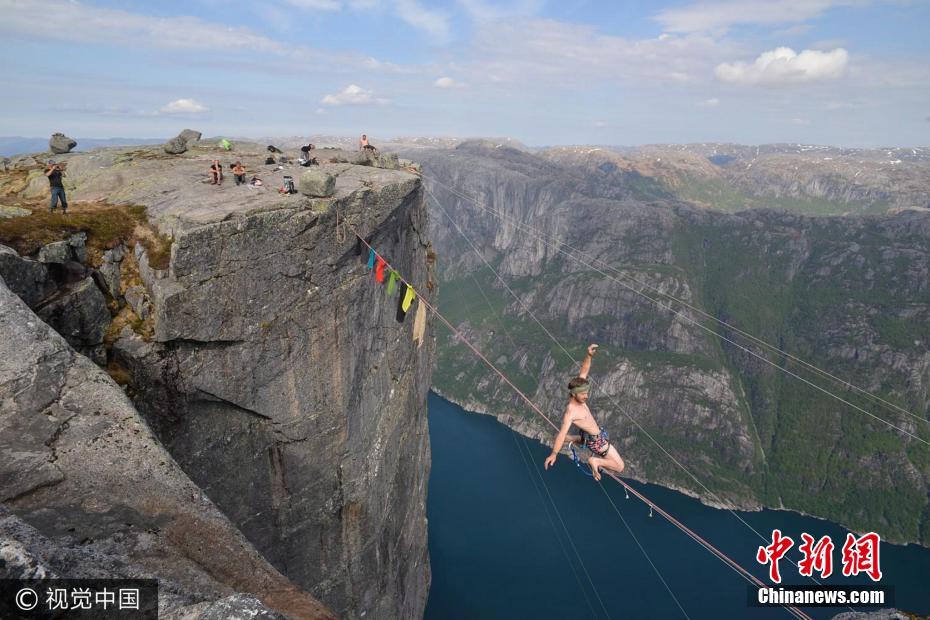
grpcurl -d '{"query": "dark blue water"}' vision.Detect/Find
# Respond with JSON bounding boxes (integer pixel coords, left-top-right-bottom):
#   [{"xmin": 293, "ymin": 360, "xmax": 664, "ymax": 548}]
[{"xmin": 425, "ymin": 392, "xmax": 930, "ymax": 620}]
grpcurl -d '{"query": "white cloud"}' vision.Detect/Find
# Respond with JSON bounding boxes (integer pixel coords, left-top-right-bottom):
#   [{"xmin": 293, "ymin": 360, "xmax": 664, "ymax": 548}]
[
  {"xmin": 320, "ymin": 84, "xmax": 390, "ymax": 106},
  {"xmin": 434, "ymin": 76, "xmax": 461, "ymax": 88},
  {"xmin": 159, "ymin": 98, "xmax": 209, "ymax": 114},
  {"xmin": 592, "ymin": 120, "xmax": 609, "ymax": 128},
  {"xmin": 0, "ymin": 0, "xmax": 423, "ymax": 76},
  {"xmin": 715, "ymin": 47, "xmax": 848, "ymax": 85},
  {"xmin": 0, "ymin": 0, "xmax": 290, "ymax": 54},
  {"xmin": 790, "ymin": 117, "xmax": 810, "ymax": 125},
  {"xmin": 394, "ymin": 0, "xmax": 451, "ymax": 42},
  {"xmin": 699, "ymin": 97, "xmax": 720, "ymax": 107},
  {"xmin": 467, "ymin": 19, "xmax": 737, "ymax": 87},
  {"xmin": 655, "ymin": 0, "xmax": 864, "ymax": 33}
]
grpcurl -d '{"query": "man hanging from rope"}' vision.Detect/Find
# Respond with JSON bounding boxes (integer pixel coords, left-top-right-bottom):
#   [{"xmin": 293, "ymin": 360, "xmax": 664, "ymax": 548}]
[{"xmin": 544, "ymin": 344, "xmax": 625, "ymax": 481}]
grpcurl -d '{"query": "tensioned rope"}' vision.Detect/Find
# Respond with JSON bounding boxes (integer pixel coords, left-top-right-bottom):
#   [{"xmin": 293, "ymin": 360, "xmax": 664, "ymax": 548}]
[
  {"xmin": 346, "ymin": 223, "xmax": 812, "ymax": 620},
  {"xmin": 425, "ymin": 177, "xmax": 930, "ymax": 446},
  {"xmin": 424, "ymin": 184, "xmax": 852, "ymax": 613}
]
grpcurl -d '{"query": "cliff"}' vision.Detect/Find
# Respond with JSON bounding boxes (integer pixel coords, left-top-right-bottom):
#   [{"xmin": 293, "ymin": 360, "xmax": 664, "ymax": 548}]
[{"xmin": 1, "ymin": 141, "xmax": 435, "ymax": 618}]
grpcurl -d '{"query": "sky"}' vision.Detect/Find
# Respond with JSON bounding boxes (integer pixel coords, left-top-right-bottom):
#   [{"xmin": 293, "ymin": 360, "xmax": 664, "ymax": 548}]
[{"xmin": 1, "ymin": 0, "xmax": 928, "ymax": 147}]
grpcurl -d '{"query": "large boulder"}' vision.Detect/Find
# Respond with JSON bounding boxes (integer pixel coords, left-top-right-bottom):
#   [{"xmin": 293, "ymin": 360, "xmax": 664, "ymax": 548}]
[
  {"xmin": 298, "ymin": 169, "xmax": 335, "ymax": 197},
  {"xmin": 48, "ymin": 133, "xmax": 76, "ymax": 154},
  {"xmin": 19, "ymin": 170, "xmax": 49, "ymax": 199},
  {"xmin": 178, "ymin": 129, "xmax": 202, "ymax": 144},
  {"xmin": 35, "ymin": 276, "xmax": 110, "ymax": 349},
  {"xmin": 36, "ymin": 240, "xmax": 72, "ymax": 264},
  {"xmin": 95, "ymin": 244, "xmax": 124, "ymax": 299},
  {"xmin": 164, "ymin": 136, "xmax": 188, "ymax": 155},
  {"xmin": 0, "ymin": 245, "xmax": 55, "ymax": 307},
  {"xmin": 36, "ymin": 233, "xmax": 86, "ymax": 265},
  {"xmin": 0, "ymin": 206, "xmax": 30, "ymax": 219}
]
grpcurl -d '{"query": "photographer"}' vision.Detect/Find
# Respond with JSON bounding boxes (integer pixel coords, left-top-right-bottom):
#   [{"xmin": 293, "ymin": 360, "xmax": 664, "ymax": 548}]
[{"xmin": 45, "ymin": 160, "xmax": 68, "ymax": 214}]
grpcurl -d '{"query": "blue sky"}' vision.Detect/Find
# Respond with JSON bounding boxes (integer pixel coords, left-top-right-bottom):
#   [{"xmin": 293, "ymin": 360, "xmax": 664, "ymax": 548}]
[{"xmin": 1, "ymin": 0, "xmax": 928, "ymax": 146}]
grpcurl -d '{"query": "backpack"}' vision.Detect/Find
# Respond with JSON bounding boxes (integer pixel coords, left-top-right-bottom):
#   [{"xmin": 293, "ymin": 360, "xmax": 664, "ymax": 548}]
[
  {"xmin": 282, "ymin": 175, "xmax": 296, "ymax": 194},
  {"xmin": 265, "ymin": 156, "xmax": 276, "ymax": 165}
]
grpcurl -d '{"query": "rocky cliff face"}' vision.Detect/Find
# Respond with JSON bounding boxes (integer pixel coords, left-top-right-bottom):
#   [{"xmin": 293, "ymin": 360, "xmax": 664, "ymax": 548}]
[
  {"xmin": 0, "ymin": 277, "xmax": 334, "ymax": 619},
  {"xmin": 1, "ymin": 142, "xmax": 435, "ymax": 619},
  {"xmin": 405, "ymin": 141, "xmax": 930, "ymax": 545},
  {"xmin": 125, "ymin": 171, "xmax": 433, "ymax": 619}
]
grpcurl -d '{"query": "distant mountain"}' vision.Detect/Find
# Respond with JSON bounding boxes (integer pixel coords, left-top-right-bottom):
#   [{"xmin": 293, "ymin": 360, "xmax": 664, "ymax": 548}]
[
  {"xmin": 540, "ymin": 143, "xmax": 930, "ymax": 215},
  {"xmin": 0, "ymin": 137, "xmax": 164, "ymax": 157}
]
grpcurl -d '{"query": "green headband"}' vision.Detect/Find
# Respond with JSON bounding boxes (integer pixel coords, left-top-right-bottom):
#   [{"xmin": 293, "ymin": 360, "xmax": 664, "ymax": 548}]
[{"xmin": 570, "ymin": 384, "xmax": 590, "ymax": 395}]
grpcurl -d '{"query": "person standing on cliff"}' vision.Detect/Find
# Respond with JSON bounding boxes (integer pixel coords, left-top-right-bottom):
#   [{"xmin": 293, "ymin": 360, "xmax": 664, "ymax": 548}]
[
  {"xmin": 45, "ymin": 160, "xmax": 68, "ymax": 214},
  {"xmin": 544, "ymin": 343, "xmax": 625, "ymax": 481}
]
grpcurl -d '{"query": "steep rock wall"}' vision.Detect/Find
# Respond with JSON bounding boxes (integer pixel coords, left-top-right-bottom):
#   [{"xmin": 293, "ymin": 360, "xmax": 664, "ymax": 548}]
[
  {"xmin": 119, "ymin": 163, "xmax": 434, "ymax": 619},
  {"xmin": 0, "ymin": 277, "xmax": 334, "ymax": 619}
]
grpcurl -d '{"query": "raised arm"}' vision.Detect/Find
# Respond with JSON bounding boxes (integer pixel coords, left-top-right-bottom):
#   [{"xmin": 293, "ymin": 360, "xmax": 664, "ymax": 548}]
[
  {"xmin": 544, "ymin": 405, "xmax": 576, "ymax": 470},
  {"xmin": 578, "ymin": 343, "xmax": 598, "ymax": 379}
]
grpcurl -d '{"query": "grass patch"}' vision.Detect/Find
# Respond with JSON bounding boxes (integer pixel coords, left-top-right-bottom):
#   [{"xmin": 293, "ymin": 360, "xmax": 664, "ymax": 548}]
[{"xmin": 0, "ymin": 202, "xmax": 172, "ymax": 269}]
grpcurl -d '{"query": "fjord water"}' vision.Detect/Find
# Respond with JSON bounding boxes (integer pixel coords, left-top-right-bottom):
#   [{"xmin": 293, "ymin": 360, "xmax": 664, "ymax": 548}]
[{"xmin": 425, "ymin": 392, "xmax": 930, "ymax": 620}]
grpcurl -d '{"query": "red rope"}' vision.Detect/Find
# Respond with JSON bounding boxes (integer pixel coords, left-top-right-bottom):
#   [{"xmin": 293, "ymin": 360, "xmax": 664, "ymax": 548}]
[{"xmin": 347, "ymin": 224, "xmax": 812, "ymax": 620}]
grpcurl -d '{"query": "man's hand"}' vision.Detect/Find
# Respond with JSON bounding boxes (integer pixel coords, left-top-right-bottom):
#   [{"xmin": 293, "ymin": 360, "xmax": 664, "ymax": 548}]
[
  {"xmin": 544, "ymin": 453, "xmax": 557, "ymax": 470},
  {"xmin": 587, "ymin": 343, "xmax": 599, "ymax": 357}
]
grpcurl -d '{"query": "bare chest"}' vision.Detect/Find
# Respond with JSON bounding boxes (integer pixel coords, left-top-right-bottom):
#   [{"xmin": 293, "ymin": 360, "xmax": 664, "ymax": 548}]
[{"xmin": 569, "ymin": 403, "xmax": 599, "ymax": 435}]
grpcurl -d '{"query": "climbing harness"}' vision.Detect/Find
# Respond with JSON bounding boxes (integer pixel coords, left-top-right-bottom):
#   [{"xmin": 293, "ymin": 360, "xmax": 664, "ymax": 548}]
[{"xmin": 569, "ymin": 428, "xmax": 610, "ymax": 477}]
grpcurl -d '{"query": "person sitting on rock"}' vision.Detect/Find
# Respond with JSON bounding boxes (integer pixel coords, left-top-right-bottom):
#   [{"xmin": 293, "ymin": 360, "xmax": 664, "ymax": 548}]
[
  {"xmin": 359, "ymin": 134, "xmax": 376, "ymax": 152},
  {"xmin": 45, "ymin": 160, "xmax": 68, "ymax": 214},
  {"xmin": 544, "ymin": 344, "xmax": 626, "ymax": 482},
  {"xmin": 232, "ymin": 160, "xmax": 246, "ymax": 186},
  {"xmin": 209, "ymin": 160, "xmax": 223, "ymax": 185}
]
